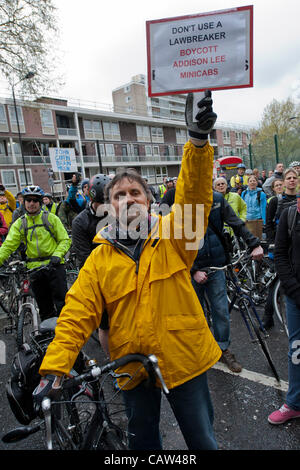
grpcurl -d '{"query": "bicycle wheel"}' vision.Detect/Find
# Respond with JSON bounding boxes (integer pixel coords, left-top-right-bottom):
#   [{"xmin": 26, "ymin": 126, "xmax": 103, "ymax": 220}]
[
  {"xmin": 66, "ymin": 269, "xmax": 79, "ymax": 290},
  {"xmin": 53, "ymin": 388, "xmax": 97, "ymax": 450},
  {"xmin": 239, "ymin": 298, "xmax": 280, "ymax": 381},
  {"xmin": 0, "ymin": 273, "xmax": 11, "ymax": 314},
  {"xmin": 17, "ymin": 301, "xmax": 40, "ymax": 349},
  {"xmin": 273, "ymin": 279, "xmax": 288, "ymax": 336}
]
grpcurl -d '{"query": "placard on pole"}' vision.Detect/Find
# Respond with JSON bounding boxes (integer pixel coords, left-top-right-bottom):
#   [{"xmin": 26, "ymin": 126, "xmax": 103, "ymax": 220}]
[{"xmin": 146, "ymin": 5, "xmax": 253, "ymax": 97}]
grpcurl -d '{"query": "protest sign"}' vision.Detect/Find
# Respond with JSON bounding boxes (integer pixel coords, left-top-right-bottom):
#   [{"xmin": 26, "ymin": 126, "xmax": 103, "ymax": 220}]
[
  {"xmin": 49, "ymin": 147, "xmax": 78, "ymax": 173},
  {"xmin": 146, "ymin": 5, "xmax": 253, "ymax": 96}
]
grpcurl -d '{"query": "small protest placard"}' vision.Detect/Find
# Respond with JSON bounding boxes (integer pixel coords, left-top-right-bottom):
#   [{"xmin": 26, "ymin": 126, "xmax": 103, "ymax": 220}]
[
  {"xmin": 49, "ymin": 148, "xmax": 78, "ymax": 173},
  {"xmin": 146, "ymin": 5, "xmax": 253, "ymax": 96}
]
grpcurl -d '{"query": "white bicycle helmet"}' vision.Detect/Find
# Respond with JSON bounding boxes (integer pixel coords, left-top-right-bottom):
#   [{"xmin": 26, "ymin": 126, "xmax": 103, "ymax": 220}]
[
  {"xmin": 22, "ymin": 185, "xmax": 44, "ymax": 201},
  {"xmin": 289, "ymin": 161, "xmax": 300, "ymax": 168}
]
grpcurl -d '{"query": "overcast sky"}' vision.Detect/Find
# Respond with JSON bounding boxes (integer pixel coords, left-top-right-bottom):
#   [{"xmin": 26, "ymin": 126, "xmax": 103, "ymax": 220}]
[{"xmin": 52, "ymin": 0, "xmax": 300, "ymax": 127}]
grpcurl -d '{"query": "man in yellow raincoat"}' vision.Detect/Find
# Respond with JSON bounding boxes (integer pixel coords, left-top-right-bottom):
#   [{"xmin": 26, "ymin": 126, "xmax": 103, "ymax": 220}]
[{"xmin": 35, "ymin": 92, "xmax": 222, "ymax": 450}]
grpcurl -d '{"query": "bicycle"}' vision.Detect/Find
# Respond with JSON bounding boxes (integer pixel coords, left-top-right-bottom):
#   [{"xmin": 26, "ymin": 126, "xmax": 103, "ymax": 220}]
[
  {"xmin": 203, "ymin": 252, "xmax": 280, "ymax": 382},
  {"xmin": 2, "ymin": 317, "xmax": 168, "ymax": 450},
  {"xmin": 238, "ymin": 243, "xmax": 289, "ymax": 337},
  {"xmin": 1, "ymin": 260, "xmax": 33, "ymax": 339},
  {"xmin": 16, "ymin": 264, "xmax": 56, "ymax": 349}
]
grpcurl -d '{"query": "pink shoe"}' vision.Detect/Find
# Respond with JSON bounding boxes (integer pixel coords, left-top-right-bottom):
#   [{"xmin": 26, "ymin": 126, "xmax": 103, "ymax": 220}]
[{"xmin": 268, "ymin": 404, "xmax": 300, "ymax": 424}]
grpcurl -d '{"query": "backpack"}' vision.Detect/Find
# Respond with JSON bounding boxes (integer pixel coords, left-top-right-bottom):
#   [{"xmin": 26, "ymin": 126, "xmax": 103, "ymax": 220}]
[
  {"xmin": 20, "ymin": 210, "xmax": 57, "ymax": 261},
  {"xmin": 274, "ymin": 194, "xmax": 297, "ymax": 223},
  {"xmin": 287, "ymin": 205, "xmax": 298, "ymax": 237},
  {"xmin": 20, "ymin": 209, "xmax": 56, "ymax": 241},
  {"xmin": 6, "ymin": 343, "xmax": 43, "ymax": 424}
]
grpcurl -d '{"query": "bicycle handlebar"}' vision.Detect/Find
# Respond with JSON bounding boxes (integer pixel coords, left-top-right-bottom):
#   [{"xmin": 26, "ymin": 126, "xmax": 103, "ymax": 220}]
[
  {"xmin": 202, "ymin": 251, "xmax": 251, "ymax": 274},
  {"xmin": 63, "ymin": 353, "xmax": 169, "ymax": 394}
]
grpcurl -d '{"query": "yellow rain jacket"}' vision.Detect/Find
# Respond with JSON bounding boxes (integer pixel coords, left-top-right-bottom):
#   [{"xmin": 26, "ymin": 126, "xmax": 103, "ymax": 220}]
[
  {"xmin": 40, "ymin": 141, "xmax": 222, "ymax": 390},
  {"xmin": 0, "ymin": 189, "xmax": 16, "ymax": 228}
]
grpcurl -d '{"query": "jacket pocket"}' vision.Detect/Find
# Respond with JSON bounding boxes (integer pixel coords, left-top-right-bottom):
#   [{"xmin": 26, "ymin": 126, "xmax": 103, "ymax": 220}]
[{"xmin": 166, "ymin": 314, "xmax": 202, "ymax": 331}]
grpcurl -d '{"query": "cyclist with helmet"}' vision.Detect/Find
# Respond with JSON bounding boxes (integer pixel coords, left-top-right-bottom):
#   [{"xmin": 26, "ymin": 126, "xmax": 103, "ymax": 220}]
[
  {"xmin": 229, "ymin": 163, "xmax": 249, "ymax": 190},
  {"xmin": 72, "ymin": 173, "xmax": 110, "ymax": 269},
  {"xmin": 289, "ymin": 161, "xmax": 300, "ymax": 176},
  {"xmin": 0, "ymin": 185, "xmax": 71, "ymax": 320},
  {"xmin": 43, "ymin": 193, "xmax": 58, "ymax": 215}
]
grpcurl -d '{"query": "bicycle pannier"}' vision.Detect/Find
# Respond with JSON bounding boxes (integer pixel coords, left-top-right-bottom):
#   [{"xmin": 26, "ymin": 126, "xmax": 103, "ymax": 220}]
[{"xmin": 6, "ymin": 343, "xmax": 43, "ymax": 425}]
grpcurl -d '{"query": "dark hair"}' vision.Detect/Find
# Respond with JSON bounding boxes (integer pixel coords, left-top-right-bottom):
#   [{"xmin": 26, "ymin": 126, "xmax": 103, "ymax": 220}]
[
  {"xmin": 104, "ymin": 169, "xmax": 152, "ymax": 202},
  {"xmin": 271, "ymin": 178, "xmax": 283, "ymax": 190}
]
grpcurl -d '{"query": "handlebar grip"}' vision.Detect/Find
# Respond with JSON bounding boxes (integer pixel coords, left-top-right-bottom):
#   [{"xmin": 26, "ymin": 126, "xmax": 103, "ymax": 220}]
[{"xmin": 101, "ymin": 353, "xmax": 150, "ymax": 373}]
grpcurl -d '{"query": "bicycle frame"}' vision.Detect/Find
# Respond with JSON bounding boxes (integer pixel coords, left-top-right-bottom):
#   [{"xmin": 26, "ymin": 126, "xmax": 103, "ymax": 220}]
[{"xmin": 227, "ymin": 266, "xmax": 268, "ymax": 339}]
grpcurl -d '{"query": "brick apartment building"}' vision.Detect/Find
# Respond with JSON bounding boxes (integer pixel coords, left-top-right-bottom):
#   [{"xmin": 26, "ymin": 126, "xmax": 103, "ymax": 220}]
[{"xmin": 0, "ymin": 93, "xmax": 251, "ymax": 196}]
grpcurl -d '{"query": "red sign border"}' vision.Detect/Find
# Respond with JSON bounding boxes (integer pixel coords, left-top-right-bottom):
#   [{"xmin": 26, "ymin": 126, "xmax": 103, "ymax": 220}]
[{"xmin": 146, "ymin": 5, "xmax": 253, "ymax": 97}]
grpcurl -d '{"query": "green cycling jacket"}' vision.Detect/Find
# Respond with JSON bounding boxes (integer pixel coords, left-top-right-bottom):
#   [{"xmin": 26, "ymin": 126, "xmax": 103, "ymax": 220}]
[{"xmin": 0, "ymin": 210, "xmax": 71, "ymax": 269}]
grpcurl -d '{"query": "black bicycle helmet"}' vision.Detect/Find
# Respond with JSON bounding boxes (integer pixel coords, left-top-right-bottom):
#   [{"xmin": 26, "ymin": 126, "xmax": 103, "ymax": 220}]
[
  {"xmin": 88, "ymin": 174, "xmax": 110, "ymax": 203},
  {"xmin": 22, "ymin": 185, "xmax": 44, "ymax": 201}
]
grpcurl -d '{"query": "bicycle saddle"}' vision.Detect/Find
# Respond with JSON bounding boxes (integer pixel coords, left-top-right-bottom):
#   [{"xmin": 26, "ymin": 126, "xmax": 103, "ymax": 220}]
[{"xmin": 38, "ymin": 317, "xmax": 57, "ymax": 334}]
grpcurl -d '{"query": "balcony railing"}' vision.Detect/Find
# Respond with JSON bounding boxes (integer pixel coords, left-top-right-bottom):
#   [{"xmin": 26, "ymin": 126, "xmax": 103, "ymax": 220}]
[
  {"xmin": 57, "ymin": 127, "xmax": 77, "ymax": 137},
  {"xmin": 0, "ymin": 153, "xmax": 182, "ymax": 169},
  {"xmin": 81, "ymin": 154, "xmax": 182, "ymax": 165}
]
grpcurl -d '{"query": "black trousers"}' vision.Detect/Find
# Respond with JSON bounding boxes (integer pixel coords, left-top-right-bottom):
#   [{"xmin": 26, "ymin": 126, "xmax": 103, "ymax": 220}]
[{"xmin": 31, "ymin": 264, "xmax": 68, "ymax": 320}]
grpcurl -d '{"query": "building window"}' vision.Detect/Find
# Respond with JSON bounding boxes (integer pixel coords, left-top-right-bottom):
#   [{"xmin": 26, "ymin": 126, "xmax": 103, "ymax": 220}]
[
  {"xmin": 153, "ymin": 145, "xmax": 160, "ymax": 156},
  {"xmin": 0, "ymin": 105, "xmax": 8, "ymax": 132},
  {"xmin": 235, "ymin": 132, "xmax": 243, "ymax": 144},
  {"xmin": 105, "ymin": 143, "xmax": 115, "ymax": 156},
  {"xmin": 1, "ymin": 169, "xmax": 16, "ymax": 189},
  {"xmin": 18, "ymin": 169, "xmax": 33, "ymax": 187},
  {"xmin": 8, "ymin": 105, "xmax": 25, "ymax": 133},
  {"xmin": 103, "ymin": 121, "xmax": 120, "ymax": 141},
  {"xmin": 156, "ymin": 166, "xmax": 168, "ymax": 179},
  {"xmin": 0, "ymin": 141, "xmax": 6, "ymax": 155},
  {"xmin": 223, "ymin": 147, "xmax": 233, "ymax": 156},
  {"xmin": 83, "ymin": 119, "xmax": 103, "ymax": 139},
  {"xmin": 125, "ymin": 96, "xmax": 131, "ymax": 103},
  {"xmin": 151, "ymin": 126, "xmax": 164, "ymax": 143},
  {"xmin": 141, "ymin": 166, "xmax": 155, "ymax": 179},
  {"xmin": 121, "ymin": 144, "xmax": 128, "ymax": 156},
  {"xmin": 222, "ymin": 130, "xmax": 231, "ymax": 144},
  {"xmin": 175, "ymin": 128, "xmax": 187, "ymax": 144},
  {"xmin": 136, "ymin": 125, "xmax": 150, "ymax": 142},
  {"xmin": 124, "ymin": 85, "xmax": 131, "ymax": 93},
  {"xmin": 145, "ymin": 145, "xmax": 152, "ymax": 156},
  {"xmin": 40, "ymin": 109, "xmax": 55, "ymax": 135}
]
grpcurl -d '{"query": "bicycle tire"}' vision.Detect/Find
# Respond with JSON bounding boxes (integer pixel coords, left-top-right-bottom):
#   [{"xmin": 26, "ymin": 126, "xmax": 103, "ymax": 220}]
[
  {"xmin": 240, "ymin": 299, "xmax": 280, "ymax": 382},
  {"xmin": 17, "ymin": 302, "xmax": 40, "ymax": 349},
  {"xmin": 66, "ymin": 269, "xmax": 79, "ymax": 290},
  {"xmin": 273, "ymin": 279, "xmax": 289, "ymax": 336}
]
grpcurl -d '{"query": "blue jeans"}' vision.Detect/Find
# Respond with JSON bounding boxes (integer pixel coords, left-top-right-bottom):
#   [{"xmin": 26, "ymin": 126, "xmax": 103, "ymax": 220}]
[
  {"xmin": 192, "ymin": 270, "xmax": 230, "ymax": 351},
  {"xmin": 285, "ymin": 296, "xmax": 300, "ymax": 411},
  {"xmin": 121, "ymin": 373, "xmax": 218, "ymax": 450}
]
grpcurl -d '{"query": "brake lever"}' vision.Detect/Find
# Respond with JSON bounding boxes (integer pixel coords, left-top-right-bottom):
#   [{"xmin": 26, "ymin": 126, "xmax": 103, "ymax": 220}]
[
  {"xmin": 148, "ymin": 355, "xmax": 169, "ymax": 394},
  {"xmin": 41, "ymin": 397, "xmax": 53, "ymax": 450}
]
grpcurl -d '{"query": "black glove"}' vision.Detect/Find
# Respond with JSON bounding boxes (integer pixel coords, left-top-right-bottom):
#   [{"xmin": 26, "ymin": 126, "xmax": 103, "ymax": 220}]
[
  {"xmin": 185, "ymin": 90, "xmax": 217, "ymax": 140},
  {"xmin": 49, "ymin": 256, "xmax": 61, "ymax": 268},
  {"xmin": 32, "ymin": 375, "xmax": 62, "ymax": 414}
]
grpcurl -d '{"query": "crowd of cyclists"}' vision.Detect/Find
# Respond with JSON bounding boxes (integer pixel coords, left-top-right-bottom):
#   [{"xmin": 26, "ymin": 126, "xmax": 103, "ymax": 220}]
[{"xmin": 0, "ymin": 90, "xmax": 300, "ymax": 449}]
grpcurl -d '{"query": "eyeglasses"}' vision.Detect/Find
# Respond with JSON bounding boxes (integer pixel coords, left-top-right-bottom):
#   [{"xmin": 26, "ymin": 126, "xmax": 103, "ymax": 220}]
[{"xmin": 25, "ymin": 197, "xmax": 40, "ymax": 203}]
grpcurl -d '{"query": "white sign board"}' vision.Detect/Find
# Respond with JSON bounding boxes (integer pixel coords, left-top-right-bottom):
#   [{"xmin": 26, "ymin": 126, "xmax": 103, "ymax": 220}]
[
  {"xmin": 146, "ymin": 5, "xmax": 253, "ymax": 96},
  {"xmin": 49, "ymin": 148, "xmax": 78, "ymax": 173}
]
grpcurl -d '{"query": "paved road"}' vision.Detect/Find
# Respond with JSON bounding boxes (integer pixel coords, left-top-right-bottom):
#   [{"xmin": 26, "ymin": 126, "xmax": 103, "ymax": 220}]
[{"xmin": 0, "ymin": 309, "xmax": 299, "ymax": 451}]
